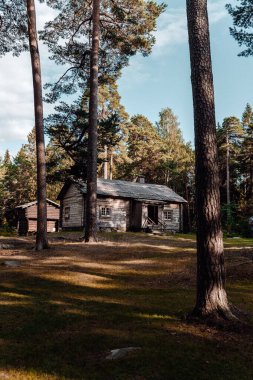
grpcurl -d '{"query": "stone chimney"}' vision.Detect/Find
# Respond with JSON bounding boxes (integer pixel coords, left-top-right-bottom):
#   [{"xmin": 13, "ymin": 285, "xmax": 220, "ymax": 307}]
[{"xmin": 135, "ymin": 175, "xmax": 145, "ymax": 184}]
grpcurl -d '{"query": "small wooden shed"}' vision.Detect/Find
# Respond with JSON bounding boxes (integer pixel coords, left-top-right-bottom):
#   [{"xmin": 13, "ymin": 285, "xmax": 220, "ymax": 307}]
[{"xmin": 15, "ymin": 199, "xmax": 60, "ymax": 236}]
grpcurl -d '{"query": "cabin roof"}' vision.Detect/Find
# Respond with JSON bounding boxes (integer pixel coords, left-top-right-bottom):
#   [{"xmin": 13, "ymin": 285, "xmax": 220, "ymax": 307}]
[
  {"xmin": 16, "ymin": 199, "xmax": 60, "ymax": 209},
  {"xmin": 58, "ymin": 179, "xmax": 187, "ymax": 203}
]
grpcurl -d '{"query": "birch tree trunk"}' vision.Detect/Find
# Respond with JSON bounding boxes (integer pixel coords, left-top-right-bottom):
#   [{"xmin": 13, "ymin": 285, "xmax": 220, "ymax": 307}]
[
  {"xmin": 27, "ymin": 0, "xmax": 48, "ymax": 251},
  {"xmin": 85, "ymin": 0, "xmax": 100, "ymax": 242},
  {"xmin": 186, "ymin": 0, "xmax": 234, "ymax": 319}
]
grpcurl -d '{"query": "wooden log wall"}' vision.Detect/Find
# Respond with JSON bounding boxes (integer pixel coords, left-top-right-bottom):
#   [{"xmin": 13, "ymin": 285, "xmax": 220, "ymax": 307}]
[
  {"xmin": 27, "ymin": 219, "xmax": 58, "ymax": 233},
  {"xmin": 26, "ymin": 203, "xmax": 60, "ymax": 220},
  {"xmin": 61, "ymin": 184, "xmax": 183, "ymax": 232},
  {"xmin": 61, "ymin": 184, "xmax": 84, "ymax": 229},
  {"xmin": 163, "ymin": 204, "xmax": 180, "ymax": 231},
  {"xmin": 97, "ymin": 198, "xmax": 130, "ymax": 231}
]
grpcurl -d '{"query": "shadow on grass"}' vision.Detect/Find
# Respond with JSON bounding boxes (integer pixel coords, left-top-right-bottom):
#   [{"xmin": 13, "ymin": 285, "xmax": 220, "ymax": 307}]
[{"xmin": 0, "ymin": 265, "xmax": 252, "ymax": 380}]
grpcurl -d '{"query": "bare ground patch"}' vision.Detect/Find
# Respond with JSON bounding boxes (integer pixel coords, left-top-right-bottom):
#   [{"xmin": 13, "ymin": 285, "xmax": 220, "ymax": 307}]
[{"xmin": 0, "ymin": 232, "xmax": 252, "ymax": 380}]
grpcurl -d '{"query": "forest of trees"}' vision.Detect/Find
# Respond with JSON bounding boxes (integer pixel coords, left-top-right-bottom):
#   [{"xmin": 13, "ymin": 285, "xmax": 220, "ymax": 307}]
[
  {"xmin": 0, "ymin": 0, "xmax": 252, "ymax": 321},
  {"xmin": 0, "ymin": 106, "xmax": 194, "ymax": 222},
  {"xmin": 1, "ymin": 102, "xmax": 252, "ymax": 236}
]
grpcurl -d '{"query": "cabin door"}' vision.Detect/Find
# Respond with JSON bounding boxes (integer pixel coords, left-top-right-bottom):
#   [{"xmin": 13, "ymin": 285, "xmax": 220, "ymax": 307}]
[{"xmin": 148, "ymin": 205, "xmax": 158, "ymax": 224}]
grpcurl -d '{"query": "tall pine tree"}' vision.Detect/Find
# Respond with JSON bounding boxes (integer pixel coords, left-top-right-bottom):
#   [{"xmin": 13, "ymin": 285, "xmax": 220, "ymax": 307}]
[
  {"xmin": 0, "ymin": 0, "xmax": 49, "ymax": 250},
  {"xmin": 186, "ymin": 0, "xmax": 235, "ymax": 320}
]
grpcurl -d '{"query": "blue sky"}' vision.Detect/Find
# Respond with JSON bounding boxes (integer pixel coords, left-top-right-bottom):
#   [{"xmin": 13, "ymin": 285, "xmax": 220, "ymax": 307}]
[
  {"xmin": 0, "ymin": 0, "xmax": 252, "ymax": 157},
  {"xmin": 118, "ymin": 0, "xmax": 253, "ymax": 143}
]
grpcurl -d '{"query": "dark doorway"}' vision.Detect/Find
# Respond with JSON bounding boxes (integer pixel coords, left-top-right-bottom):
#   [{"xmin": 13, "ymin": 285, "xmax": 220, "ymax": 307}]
[{"xmin": 148, "ymin": 205, "xmax": 158, "ymax": 224}]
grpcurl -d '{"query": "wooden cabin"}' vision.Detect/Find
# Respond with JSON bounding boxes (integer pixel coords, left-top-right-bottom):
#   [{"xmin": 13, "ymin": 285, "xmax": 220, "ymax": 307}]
[
  {"xmin": 57, "ymin": 178, "xmax": 187, "ymax": 233},
  {"xmin": 15, "ymin": 199, "xmax": 60, "ymax": 236}
]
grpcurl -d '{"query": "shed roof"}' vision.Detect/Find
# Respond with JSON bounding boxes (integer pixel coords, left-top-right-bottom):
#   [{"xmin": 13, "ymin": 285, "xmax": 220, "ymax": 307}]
[
  {"xmin": 16, "ymin": 199, "xmax": 60, "ymax": 209},
  {"xmin": 59, "ymin": 179, "xmax": 187, "ymax": 203}
]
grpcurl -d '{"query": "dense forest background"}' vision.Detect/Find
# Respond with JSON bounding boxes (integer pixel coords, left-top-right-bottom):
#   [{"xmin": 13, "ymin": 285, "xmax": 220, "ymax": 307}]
[{"xmin": 0, "ymin": 100, "xmax": 252, "ymax": 236}]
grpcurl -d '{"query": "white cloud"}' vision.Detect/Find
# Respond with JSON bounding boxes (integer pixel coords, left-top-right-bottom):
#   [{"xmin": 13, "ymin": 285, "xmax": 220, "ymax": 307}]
[
  {"xmin": 0, "ymin": 53, "xmax": 34, "ymax": 142},
  {"xmin": 154, "ymin": 8, "xmax": 187, "ymax": 52},
  {"xmin": 153, "ymin": 0, "xmax": 233, "ymax": 55},
  {"xmin": 119, "ymin": 56, "xmax": 151, "ymax": 90},
  {"xmin": 209, "ymin": 0, "xmax": 228, "ymax": 23},
  {"xmin": 0, "ymin": 1, "xmax": 56, "ymax": 155}
]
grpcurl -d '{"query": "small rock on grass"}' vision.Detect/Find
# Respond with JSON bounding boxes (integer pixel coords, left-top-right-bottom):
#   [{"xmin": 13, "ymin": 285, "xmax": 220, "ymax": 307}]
[
  {"xmin": 0, "ymin": 244, "xmax": 15, "ymax": 249},
  {"xmin": 1, "ymin": 260, "xmax": 21, "ymax": 267},
  {"xmin": 106, "ymin": 347, "xmax": 141, "ymax": 360}
]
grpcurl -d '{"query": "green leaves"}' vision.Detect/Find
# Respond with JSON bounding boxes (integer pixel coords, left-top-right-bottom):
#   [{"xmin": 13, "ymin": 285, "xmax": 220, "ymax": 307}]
[
  {"xmin": 226, "ymin": 0, "xmax": 253, "ymax": 56},
  {"xmin": 40, "ymin": 0, "xmax": 165, "ymax": 103}
]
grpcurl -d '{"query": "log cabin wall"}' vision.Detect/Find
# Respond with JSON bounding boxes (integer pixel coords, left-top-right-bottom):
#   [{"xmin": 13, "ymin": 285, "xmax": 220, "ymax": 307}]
[
  {"xmin": 27, "ymin": 203, "xmax": 60, "ymax": 233},
  {"xmin": 61, "ymin": 184, "xmax": 84, "ymax": 229},
  {"xmin": 163, "ymin": 204, "xmax": 180, "ymax": 231},
  {"xmin": 17, "ymin": 201, "xmax": 60, "ymax": 235},
  {"xmin": 141, "ymin": 203, "xmax": 164, "ymax": 225},
  {"xmin": 97, "ymin": 198, "xmax": 130, "ymax": 231},
  {"xmin": 59, "ymin": 180, "xmax": 187, "ymax": 232},
  {"xmin": 61, "ymin": 186, "xmax": 130, "ymax": 231},
  {"xmin": 26, "ymin": 203, "xmax": 60, "ymax": 221},
  {"xmin": 140, "ymin": 203, "xmax": 180, "ymax": 231}
]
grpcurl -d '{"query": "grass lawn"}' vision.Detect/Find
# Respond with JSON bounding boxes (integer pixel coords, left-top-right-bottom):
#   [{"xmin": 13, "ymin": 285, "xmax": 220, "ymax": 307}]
[{"xmin": 0, "ymin": 232, "xmax": 252, "ymax": 380}]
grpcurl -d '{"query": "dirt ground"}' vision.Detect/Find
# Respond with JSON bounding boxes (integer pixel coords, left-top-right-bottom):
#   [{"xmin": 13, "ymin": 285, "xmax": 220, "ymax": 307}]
[{"xmin": 0, "ymin": 232, "xmax": 252, "ymax": 380}]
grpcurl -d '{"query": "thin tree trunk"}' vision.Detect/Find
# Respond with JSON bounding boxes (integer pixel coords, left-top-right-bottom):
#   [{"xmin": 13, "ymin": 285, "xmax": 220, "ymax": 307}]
[
  {"xmin": 226, "ymin": 131, "xmax": 231, "ymax": 231},
  {"xmin": 85, "ymin": 0, "xmax": 100, "ymax": 242},
  {"xmin": 249, "ymin": 156, "xmax": 253, "ymax": 201},
  {"xmin": 186, "ymin": 0, "xmax": 234, "ymax": 320},
  {"xmin": 185, "ymin": 183, "xmax": 192, "ymax": 232},
  {"xmin": 104, "ymin": 145, "xmax": 108, "ymax": 179},
  {"xmin": 110, "ymin": 153, "xmax": 113, "ymax": 180},
  {"xmin": 27, "ymin": 0, "xmax": 48, "ymax": 251}
]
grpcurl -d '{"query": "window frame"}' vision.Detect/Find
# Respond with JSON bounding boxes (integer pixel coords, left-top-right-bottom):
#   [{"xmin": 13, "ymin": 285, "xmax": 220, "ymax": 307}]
[
  {"xmin": 164, "ymin": 209, "xmax": 173, "ymax": 222},
  {"xmin": 100, "ymin": 206, "xmax": 112, "ymax": 219},
  {"xmin": 64, "ymin": 206, "xmax": 70, "ymax": 220}
]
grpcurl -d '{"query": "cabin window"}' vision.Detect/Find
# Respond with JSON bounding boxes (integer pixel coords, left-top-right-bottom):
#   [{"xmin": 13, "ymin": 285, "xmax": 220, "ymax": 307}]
[
  {"xmin": 100, "ymin": 207, "xmax": 111, "ymax": 218},
  {"xmin": 64, "ymin": 206, "xmax": 70, "ymax": 220},
  {"xmin": 164, "ymin": 210, "xmax": 173, "ymax": 222}
]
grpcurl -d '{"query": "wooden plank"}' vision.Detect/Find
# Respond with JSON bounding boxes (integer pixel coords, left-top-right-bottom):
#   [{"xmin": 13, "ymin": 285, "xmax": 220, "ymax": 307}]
[
  {"xmin": 62, "ymin": 195, "xmax": 84, "ymax": 228},
  {"xmin": 27, "ymin": 203, "xmax": 60, "ymax": 219},
  {"xmin": 97, "ymin": 198, "xmax": 130, "ymax": 231}
]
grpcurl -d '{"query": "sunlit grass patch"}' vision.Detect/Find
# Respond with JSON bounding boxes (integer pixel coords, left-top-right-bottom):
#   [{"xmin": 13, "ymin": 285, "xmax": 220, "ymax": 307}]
[
  {"xmin": 0, "ymin": 232, "xmax": 252, "ymax": 379},
  {"xmin": 224, "ymin": 237, "xmax": 253, "ymax": 247}
]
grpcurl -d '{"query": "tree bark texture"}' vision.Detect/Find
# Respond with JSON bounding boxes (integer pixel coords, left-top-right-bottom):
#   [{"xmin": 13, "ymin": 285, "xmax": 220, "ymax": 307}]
[
  {"xmin": 104, "ymin": 145, "xmax": 108, "ymax": 179},
  {"xmin": 226, "ymin": 132, "xmax": 231, "ymax": 230},
  {"xmin": 186, "ymin": 0, "xmax": 233, "ymax": 319},
  {"xmin": 27, "ymin": 0, "xmax": 49, "ymax": 251},
  {"xmin": 185, "ymin": 183, "xmax": 192, "ymax": 232},
  {"xmin": 110, "ymin": 154, "xmax": 113, "ymax": 180},
  {"xmin": 85, "ymin": 0, "xmax": 100, "ymax": 242}
]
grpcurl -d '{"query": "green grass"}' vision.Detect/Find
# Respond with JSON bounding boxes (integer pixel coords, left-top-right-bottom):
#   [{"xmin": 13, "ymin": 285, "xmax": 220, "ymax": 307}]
[
  {"xmin": 0, "ymin": 233, "xmax": 252, "ymax": 379},
  {"xmin": 0, "ymin": 228, "xmax": 16, "ymax": 237}
]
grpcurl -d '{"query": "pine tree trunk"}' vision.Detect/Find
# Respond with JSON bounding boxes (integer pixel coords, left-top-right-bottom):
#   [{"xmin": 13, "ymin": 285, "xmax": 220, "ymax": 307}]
[
  {"xmin": 104, "ymin": 145, "xmax": 108, "ymax": 179},
  {"xmin": 226, "ymin": 132, "xmax": 231, "ymax": 232},
  {"xmin": 249, "ymin": 156, "xmax": 253, "ymax": 201},
  {"xmin": 27, "ymin": 0, "xmax": 49, "ymax": 251},
  {"xmin": 185, "ymin": 183, "xmax": 192, "ymax": 232},
  {"xmin": 85, "ymin": 0, "xmax": 100, "ymax": 242},
  {"xmin": 186, "ymin": 0, "xmax": 234, "ymax": 320},
  {"xmin": 110, "ymin": 153, "xmax": 113, "ymax": 180}
]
